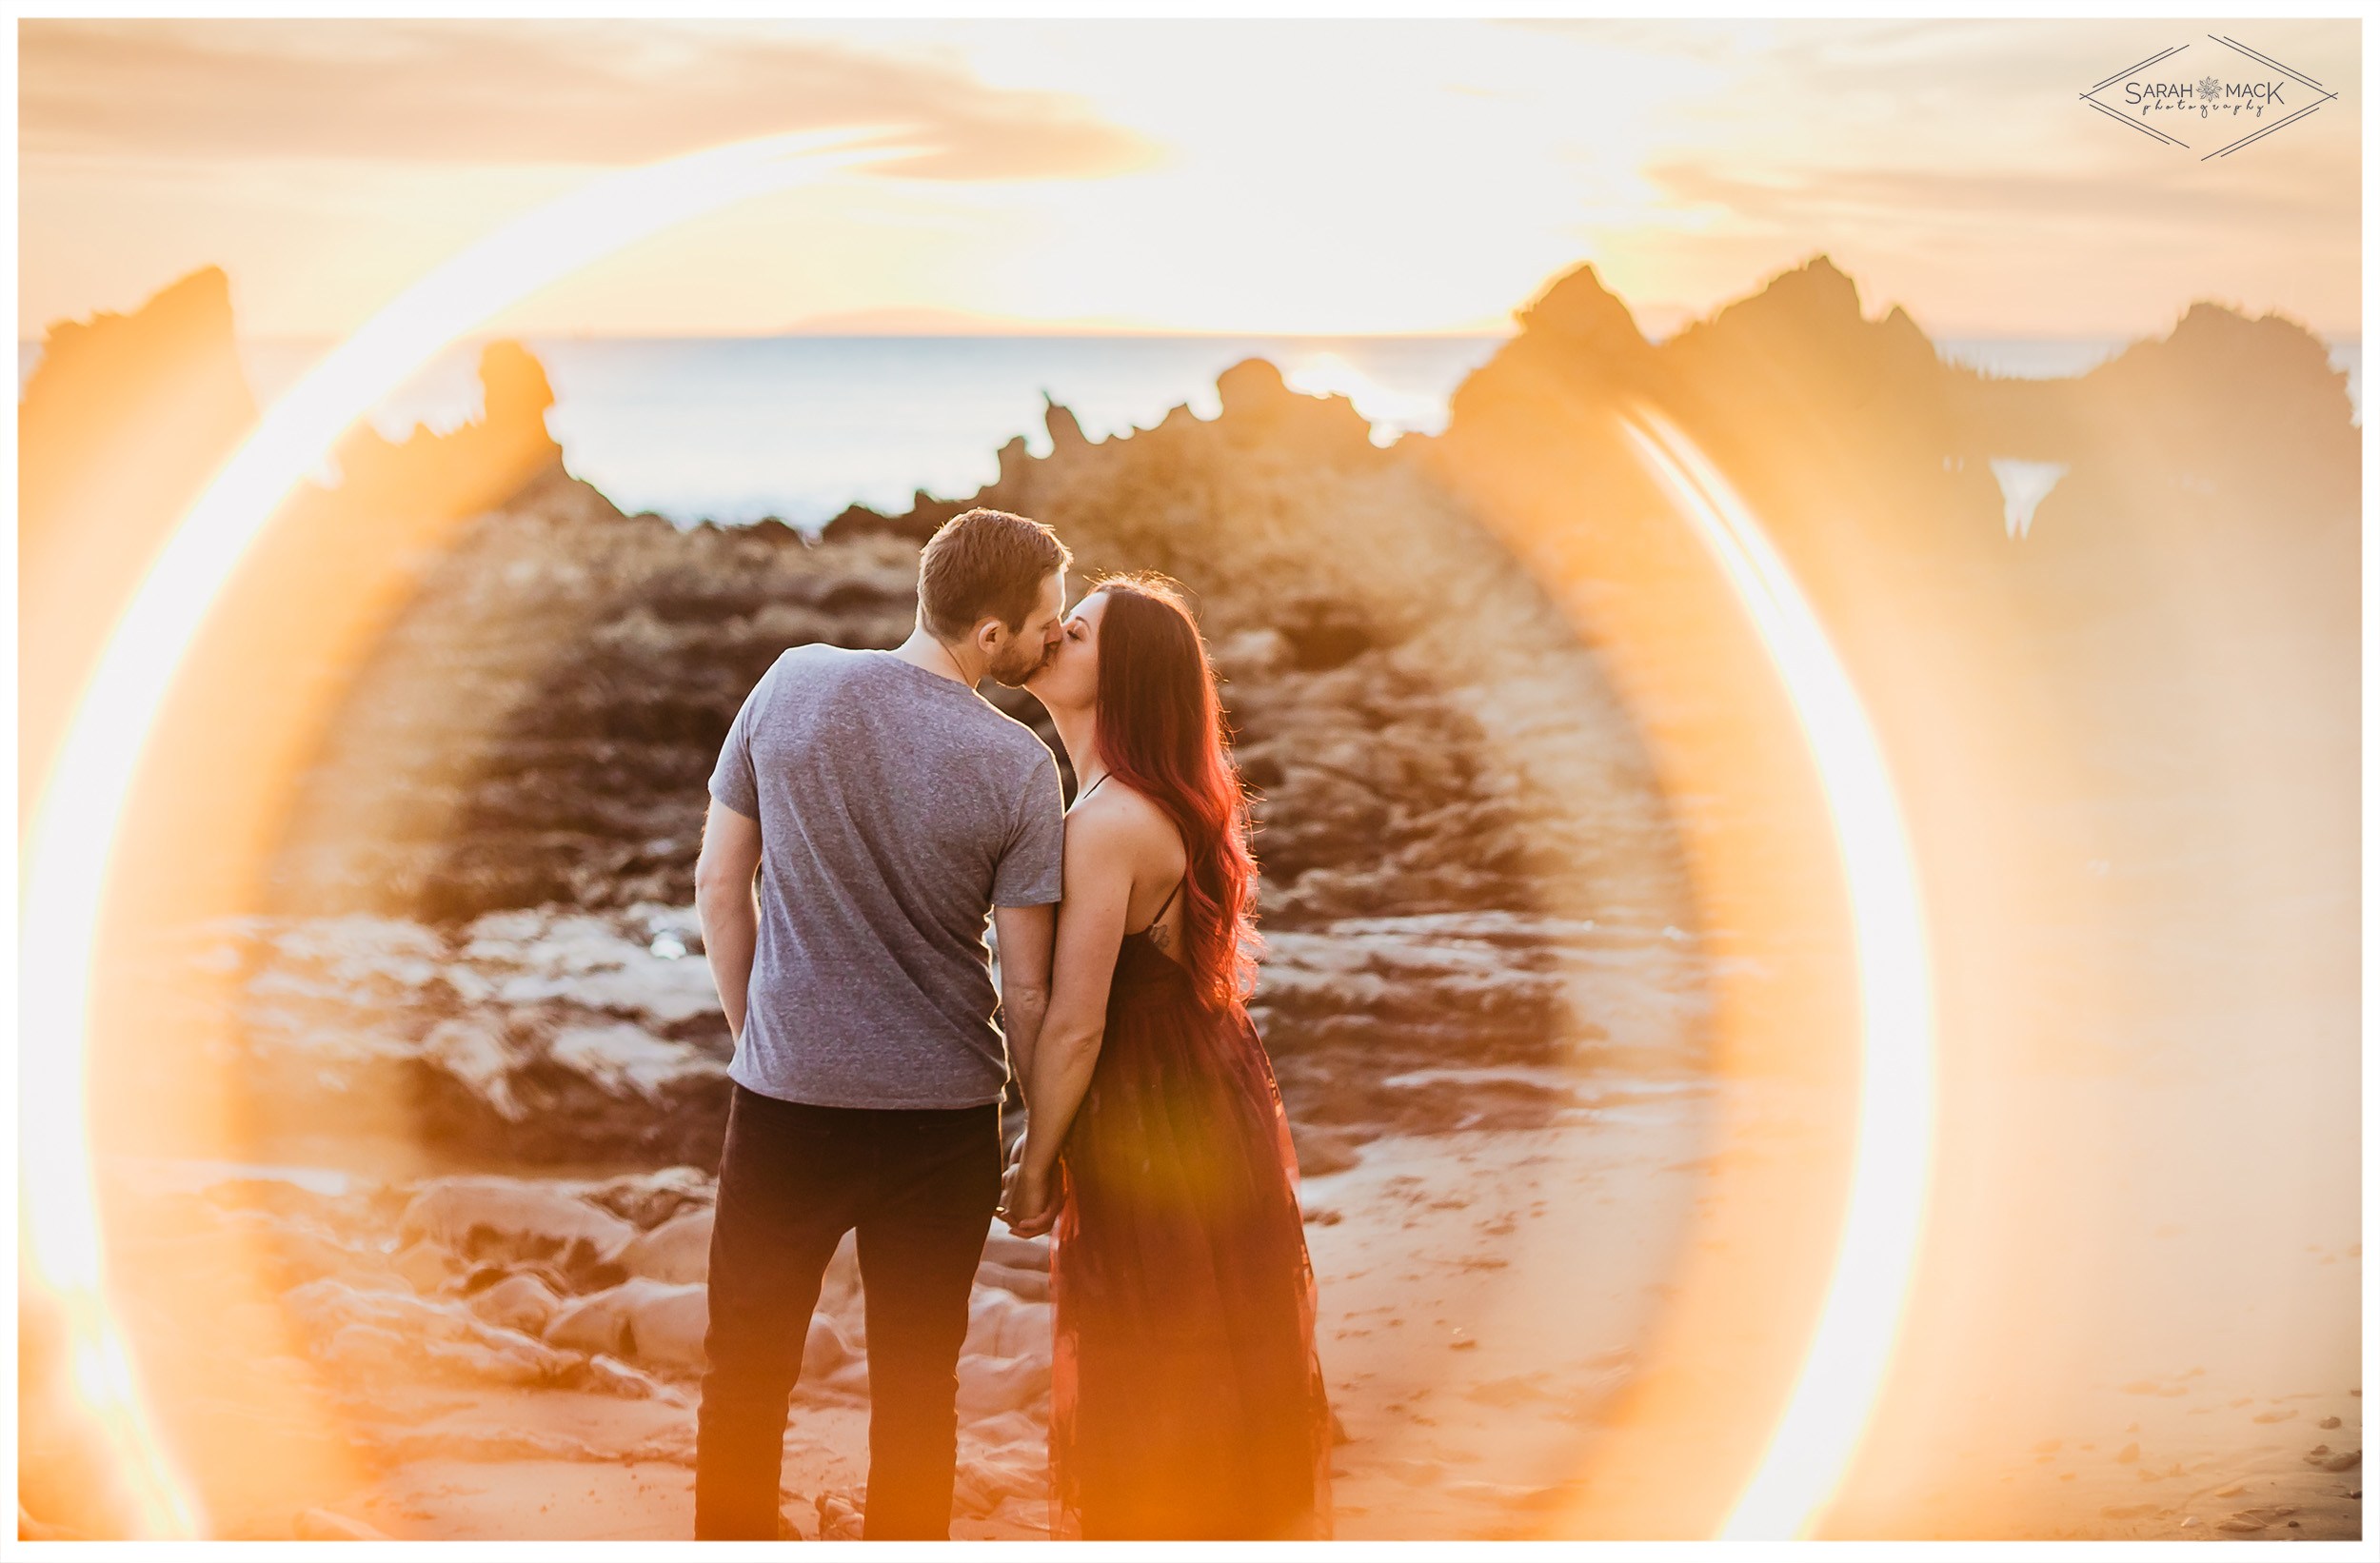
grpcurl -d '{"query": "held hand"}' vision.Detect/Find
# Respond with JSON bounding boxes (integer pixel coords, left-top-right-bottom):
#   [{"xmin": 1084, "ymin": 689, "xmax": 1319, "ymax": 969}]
[
  {"xmin": 1000, "ymin": 1157, "xmax": 1058, "ymax": 1237},
  {"xmin": 998, "ymin": 1129, "xmax": 1041, "ymax": 1202},
  {"xmin": 995, "ymin": 1150, "xmax": 1028, "ymax": 1225}
]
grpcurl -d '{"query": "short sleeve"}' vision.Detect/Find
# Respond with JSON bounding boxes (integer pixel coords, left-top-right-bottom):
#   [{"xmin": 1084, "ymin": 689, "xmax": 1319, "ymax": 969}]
[
  {"xmin": 992, "ymin": 747, "xmax": 1066, "ymax": 906},
  {"xmin": 707, "ymin": 663, "xmax": 769, "ymax": 820}
]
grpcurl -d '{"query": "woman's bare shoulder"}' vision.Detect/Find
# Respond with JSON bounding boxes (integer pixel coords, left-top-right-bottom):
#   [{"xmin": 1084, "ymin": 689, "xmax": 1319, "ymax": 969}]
[{"xmin": 1068, "ymin": 779, "xmax": 1181, "ymax": 858}]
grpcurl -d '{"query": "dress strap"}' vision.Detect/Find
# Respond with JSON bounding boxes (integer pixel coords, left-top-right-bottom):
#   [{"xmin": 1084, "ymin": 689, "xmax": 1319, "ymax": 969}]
[
  {"xmin": 1080, "ymin": 769, "xmax": 1185, "ymax": 937},
  {"xmin": 1147, "ymin": 874, "xmax": 1184, "ymax": 927}
]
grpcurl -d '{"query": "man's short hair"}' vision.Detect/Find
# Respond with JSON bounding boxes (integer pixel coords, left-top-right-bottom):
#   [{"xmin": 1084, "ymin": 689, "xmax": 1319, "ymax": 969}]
[{"xmin": 918, "ymin": 507, "xmax": 1072, "ymax": 641}]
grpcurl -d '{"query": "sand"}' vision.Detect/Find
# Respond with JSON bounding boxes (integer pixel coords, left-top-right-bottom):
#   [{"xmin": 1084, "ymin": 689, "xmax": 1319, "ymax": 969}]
[{"xmin": 104, "ymin": 1080, "xmax": 1703, "ymax": 1541}]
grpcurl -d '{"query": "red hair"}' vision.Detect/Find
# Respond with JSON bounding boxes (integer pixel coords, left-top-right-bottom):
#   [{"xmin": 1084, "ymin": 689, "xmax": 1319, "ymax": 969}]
[{"xmin": 1086, "ymin": 574, "xmax": 1260, "ymax": 1009}]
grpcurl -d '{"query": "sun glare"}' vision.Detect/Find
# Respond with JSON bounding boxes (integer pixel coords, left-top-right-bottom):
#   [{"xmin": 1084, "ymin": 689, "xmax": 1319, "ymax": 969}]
[{"xmin": 1280, "ymin": 350, "xmax": 1448, "ymax": 442}]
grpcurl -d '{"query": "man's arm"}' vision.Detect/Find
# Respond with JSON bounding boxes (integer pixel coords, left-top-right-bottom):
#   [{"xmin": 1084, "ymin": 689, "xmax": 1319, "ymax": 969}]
[
  {"xmin": 1002, "ymin": 806, "xmax": 1135, "ymax": 1237},
  {"xmin": 992, "ymin": 900, "xmax": 1056, "ymax": 1098},
  {"xmin": 990, "ymin": 749, "xmax": 1066, "ymax": 1118},
  {"xmin": 694, "ymin": 798, "xmax": 764, "ymax": 1040}
]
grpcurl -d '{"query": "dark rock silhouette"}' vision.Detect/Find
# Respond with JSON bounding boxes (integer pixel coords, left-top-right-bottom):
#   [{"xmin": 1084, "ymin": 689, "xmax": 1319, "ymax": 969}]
[
  {"xmin": 245, "ymin": 327, "xmax": 1686, "ymax": 1165},
  {"xmin": 1421, "ymin": 249, "xmax": 2356, "ymax": 1083},
  {"xmin": 18, "ymin": 267, "xmax": 258, "ymax": 823}
]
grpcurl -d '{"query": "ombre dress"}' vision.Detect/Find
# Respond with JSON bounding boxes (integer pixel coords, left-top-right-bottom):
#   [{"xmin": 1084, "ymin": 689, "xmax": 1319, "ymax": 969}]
[{"xmin": 1046, "ymin": 876, "xmax": 1334, "ymax": 1540}]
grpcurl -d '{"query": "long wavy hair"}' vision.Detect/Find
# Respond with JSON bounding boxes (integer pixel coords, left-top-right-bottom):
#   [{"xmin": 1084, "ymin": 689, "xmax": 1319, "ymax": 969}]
[{"xmin": 1086, "ymin": 573, "xmax": 1260, "ymax": 1009}]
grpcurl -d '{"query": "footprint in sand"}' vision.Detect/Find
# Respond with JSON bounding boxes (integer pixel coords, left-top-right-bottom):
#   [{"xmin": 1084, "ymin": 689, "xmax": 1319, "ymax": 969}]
[
  {"xmin": 2251, "ymin": 1407, "xmax": 2298, "ymax": 1424},
  {"xmin": 2319, "ymin": 1415, "xmax": 2342, "ymax": 1429},
  {"xmin": 2219, "ymin": 1504, "xmax": 2297, "ymax": 1533},
  {"xmin": 2114, "ymin": 1443, "xmax": 2139, "ymax": 1464}
]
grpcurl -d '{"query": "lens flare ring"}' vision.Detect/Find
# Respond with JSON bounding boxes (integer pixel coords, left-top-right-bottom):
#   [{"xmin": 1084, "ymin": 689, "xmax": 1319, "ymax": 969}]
[
  {"xmin": 20, "ymin": 124, "xmax": 926, "ymax": 1538},
  {"xmin": 25, "ymin": 130, "xmax": 1934, "ymax": 1541},
  {"xmin": 1618, "ymin": 404, "xmax": 1939, "ymax": 1538}
]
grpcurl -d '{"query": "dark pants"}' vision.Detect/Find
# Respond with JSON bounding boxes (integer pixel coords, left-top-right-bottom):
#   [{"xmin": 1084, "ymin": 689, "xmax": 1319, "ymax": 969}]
[{"xmin": 693, "ymin": 1082, "xmax": 1002, "ymax": 1540}]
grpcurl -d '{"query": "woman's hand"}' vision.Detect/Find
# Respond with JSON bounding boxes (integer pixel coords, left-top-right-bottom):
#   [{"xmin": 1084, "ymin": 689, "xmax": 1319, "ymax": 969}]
[{"xmin": 1000, "ymin": 1153, "xmax": 1059, "ymax": 1237}]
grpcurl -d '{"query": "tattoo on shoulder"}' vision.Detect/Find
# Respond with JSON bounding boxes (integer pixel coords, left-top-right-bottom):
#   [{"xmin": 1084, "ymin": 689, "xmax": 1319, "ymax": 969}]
[{"xmin": 1147, "ymin": 921, "xmax": 1172, "ymax": 949}]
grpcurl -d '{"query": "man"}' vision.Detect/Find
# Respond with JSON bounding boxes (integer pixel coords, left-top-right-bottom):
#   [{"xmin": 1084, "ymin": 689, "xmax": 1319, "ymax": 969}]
[{"xmin": 691, "ymin": 506, "xmax": 1072, "ymax": 1540}]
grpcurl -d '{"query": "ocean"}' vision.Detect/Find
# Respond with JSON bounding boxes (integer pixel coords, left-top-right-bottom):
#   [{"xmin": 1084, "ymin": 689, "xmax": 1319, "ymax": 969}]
[{"xmin": 18, "ymin": 333, "xmax": 2363, "ymax": 530}]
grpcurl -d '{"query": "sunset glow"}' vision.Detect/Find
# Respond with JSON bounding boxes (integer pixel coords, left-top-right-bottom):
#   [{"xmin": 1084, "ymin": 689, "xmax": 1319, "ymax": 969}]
[{"xmin": 20, "ymin": 18, "xmax": 2358, "ymax": 343}]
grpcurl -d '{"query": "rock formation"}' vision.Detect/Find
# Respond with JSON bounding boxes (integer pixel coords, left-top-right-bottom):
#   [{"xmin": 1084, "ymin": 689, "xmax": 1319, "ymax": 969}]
[{"xmin": 19, "ymin": 267, "xmax": 258, "ymax": 821}]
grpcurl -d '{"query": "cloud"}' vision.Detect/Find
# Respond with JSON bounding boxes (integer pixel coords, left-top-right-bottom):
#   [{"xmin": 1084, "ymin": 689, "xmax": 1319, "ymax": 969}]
[
  {"xmin": 20, "ymin": 18, "xmax": 1160, "ymax": 181},
  {"xmin": 1499, "ymin": 16, "xmax": 2359, "ymax": 103},
  {"xmin": 1647, "ymin": 155, "xmax": 2351, "ymax": 234}
]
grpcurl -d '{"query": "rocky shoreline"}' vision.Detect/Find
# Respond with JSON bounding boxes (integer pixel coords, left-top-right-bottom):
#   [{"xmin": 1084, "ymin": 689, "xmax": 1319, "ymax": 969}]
[
  {"xmin": 189, "ymin": 892, "xmax": 1711, "ymax": 1177},
  {"xmin": 226, "ymin": 344, "xmax": 1707, "ymax": 1182}
]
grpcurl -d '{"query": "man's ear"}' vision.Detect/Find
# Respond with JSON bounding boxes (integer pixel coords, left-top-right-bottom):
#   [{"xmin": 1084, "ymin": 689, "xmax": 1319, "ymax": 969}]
[{"xmin": 971, "ymin": 615, "xmax": 1007, "ymax": 656}]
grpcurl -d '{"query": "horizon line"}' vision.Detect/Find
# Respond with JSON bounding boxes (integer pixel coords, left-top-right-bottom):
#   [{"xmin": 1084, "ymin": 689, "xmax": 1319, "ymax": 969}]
[{"xmin": 19, "ymin": 326, "xmax": 2364, "ymax": 346}]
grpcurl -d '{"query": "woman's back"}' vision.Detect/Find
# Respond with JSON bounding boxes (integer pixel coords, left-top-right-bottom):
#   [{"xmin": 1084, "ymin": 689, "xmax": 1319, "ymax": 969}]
[{"xmin": 1069, "ymin": 769, "xmax": 1190, "ymax": 965}]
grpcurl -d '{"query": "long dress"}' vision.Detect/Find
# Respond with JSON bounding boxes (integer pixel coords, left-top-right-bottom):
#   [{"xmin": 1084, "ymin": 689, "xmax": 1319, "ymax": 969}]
[{"xmin": 1046, "ymin": 875, "xmax": 1335, "ymax": 1540}]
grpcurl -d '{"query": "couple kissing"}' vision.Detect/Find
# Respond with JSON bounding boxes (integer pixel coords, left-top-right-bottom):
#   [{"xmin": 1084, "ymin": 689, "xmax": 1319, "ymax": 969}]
[{"xmin": 690, "ymin": 506, "xmax": 1333, "ymax": 1541}]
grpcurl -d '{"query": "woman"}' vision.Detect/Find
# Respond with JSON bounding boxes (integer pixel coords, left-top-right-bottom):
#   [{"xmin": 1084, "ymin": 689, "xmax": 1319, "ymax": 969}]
[{"xmin": 998, "ymin": 573, "xmax": 1333, "ymax": 1541}]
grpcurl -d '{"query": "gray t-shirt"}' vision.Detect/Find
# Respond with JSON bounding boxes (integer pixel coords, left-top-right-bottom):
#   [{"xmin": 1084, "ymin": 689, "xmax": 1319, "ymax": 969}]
[{"xmin": 706, "ymin": 644, "xmax": 1066, "ymax": 1109}]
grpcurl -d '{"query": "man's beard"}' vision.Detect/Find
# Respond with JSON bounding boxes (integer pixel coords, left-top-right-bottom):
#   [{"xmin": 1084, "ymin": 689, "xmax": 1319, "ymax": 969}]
[{"xmin": 987, "ymin": 639, "xmax": 1055, "ymax": 688}]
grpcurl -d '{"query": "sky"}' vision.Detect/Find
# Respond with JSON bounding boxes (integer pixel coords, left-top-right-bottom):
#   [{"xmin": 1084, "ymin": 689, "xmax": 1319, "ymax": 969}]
[{"xmin": 16, "ymin": 16, "xmax": 2364, "ymax": 343}]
